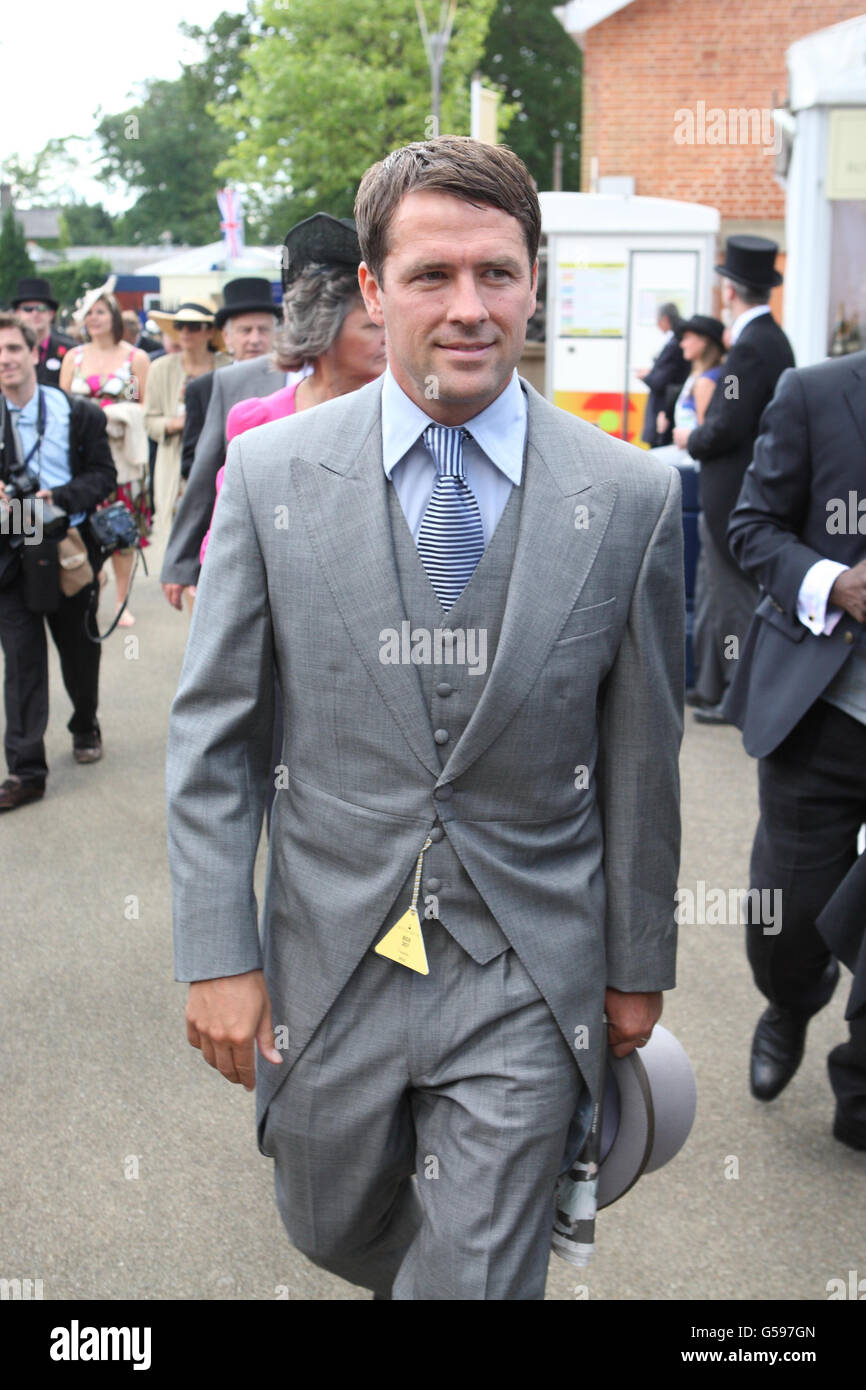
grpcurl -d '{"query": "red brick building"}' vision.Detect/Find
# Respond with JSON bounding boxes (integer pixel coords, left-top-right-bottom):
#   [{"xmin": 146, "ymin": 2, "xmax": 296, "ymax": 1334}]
[{"xmin": 556, "ymin": 0, "xmax": 866, "ymax": 300}]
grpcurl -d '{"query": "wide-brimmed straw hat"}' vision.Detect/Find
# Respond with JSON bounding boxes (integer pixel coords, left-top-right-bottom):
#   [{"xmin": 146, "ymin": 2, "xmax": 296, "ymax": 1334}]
[{"xmin": 150, "ymin": 301, "xmax": 224, "ymax": 350}]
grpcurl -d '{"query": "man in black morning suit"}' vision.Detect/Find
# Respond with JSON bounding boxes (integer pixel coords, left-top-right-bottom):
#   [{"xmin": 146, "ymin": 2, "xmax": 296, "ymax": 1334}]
[
  {"xmin": 678, "ymin": 237, "xmax": 794, "ymax": 720},
  {"xmin": 638, "ymin": 303, "xmax": 688, "ymax": 447},
  {"xmin": 724, "ymin": 349, "xmax": 866, "ymax": 1149}
]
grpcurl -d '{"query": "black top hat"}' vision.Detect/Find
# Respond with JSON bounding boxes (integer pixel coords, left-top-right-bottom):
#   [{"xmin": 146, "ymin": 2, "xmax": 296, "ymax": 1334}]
[
  {"xmin": 715, "ymin": 235, "xmax": 783, "ymax": 289},
  {"xmin": 282, "ymin": 213, "xmax": 361, "ymax": 293},
  {"xmin": 214, "ymin": 278, "xmax": 281, "ymax": 329},
  {"xmin": 676, "ymin": 314, "xmax": 726, "ymax": 349},
  {"xmin": 10, "ymin": 276, "xmax": 58, "ymax": 311}
]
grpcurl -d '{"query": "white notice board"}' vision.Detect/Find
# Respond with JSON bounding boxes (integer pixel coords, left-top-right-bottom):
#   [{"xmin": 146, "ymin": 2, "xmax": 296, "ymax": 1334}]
[{"xmin": 556, "ymin": 258, "xmax": 628, "ymax": 338}]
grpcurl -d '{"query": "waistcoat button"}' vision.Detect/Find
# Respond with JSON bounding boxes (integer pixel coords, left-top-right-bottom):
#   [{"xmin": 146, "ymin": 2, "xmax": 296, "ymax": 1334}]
[{"xmin": 434, "ymin": 728, "xmax": 450, "ymax": 745}]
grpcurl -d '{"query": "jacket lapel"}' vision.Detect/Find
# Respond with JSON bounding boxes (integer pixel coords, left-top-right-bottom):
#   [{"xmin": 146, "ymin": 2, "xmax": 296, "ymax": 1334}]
[
  {"xmin": 290, "ymin": 381, "xmax": 442, "ymax": 777},
  {"xmin": 842, "ymin": 355, "xmax": 866, "ymax": 457},
  {"xmin": 439, "ymin": 385, "xmax": 618, "ymax": 786}
]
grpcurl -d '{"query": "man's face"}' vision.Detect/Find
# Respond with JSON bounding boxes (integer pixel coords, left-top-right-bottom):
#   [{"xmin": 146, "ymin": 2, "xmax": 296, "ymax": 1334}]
[
  {"xmin": 15, "ymin": 301, "xmax": 54, "ymax": 343},
  {"xmin": 0, "ymin": 328, "xmax": 39, "ymax": 396},
  {"xmin": 122, "ymin": 316, "xmax": 140, "ymax": 344},
  {"xmin": 358, "ymin": 190, "xmax": 537, "ymax": 425},
  {"xmin": 224, "ymin": 312, "xmax": 276, "ymax": 361}
]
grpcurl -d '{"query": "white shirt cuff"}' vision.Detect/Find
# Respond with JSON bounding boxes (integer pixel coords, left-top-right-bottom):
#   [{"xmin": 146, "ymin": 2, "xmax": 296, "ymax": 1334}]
[{"xmin": 797, "ymin": 560, "xmax": 849, "ymax": 635}]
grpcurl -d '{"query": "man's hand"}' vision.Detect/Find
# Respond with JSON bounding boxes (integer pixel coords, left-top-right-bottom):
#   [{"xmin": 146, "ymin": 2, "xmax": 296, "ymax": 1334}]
[
  {"xmin": 186, "ymin": 969, "xmax": 282, "ymax": 1091},
  {"xmin": 162, "ymin": 582, "xmax": 185, "ymax": 610},
  {"xmin": 672, "ymin": 425, "xmax": 691, "ymax": 449},
  {"xmin": 829, "ymin": 562, "xmax": 866, "ymax": 624},
  {"xmin": 35, "ymin": 488, "xmax": 54, "ymax": 503},
  {"xmin": 605, "ymin": 987, "xmax": 663, "ymax": 1058}
]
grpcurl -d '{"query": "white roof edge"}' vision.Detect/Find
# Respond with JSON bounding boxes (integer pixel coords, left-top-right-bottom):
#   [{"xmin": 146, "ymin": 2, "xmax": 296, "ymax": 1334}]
[
  {"xmin": 135, "ymin": 242, "xmax": 283, "ymax": 276},
  {"xmin": 539, "ymin": 191, "xmax": 720, "ymax": 234},
  {"xmin": 553, "ymin": 1, "xmax": 634, "ymax": 35},
  {"xmin": 787, "ymin": 14, "xmax": 866, "ymax": 112}
]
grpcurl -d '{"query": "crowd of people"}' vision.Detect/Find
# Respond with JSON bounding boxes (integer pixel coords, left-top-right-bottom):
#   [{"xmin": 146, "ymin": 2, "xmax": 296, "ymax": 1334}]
[{"xmin": 1, "ymin": 135, "xmax": 864, "ymax": 1299}]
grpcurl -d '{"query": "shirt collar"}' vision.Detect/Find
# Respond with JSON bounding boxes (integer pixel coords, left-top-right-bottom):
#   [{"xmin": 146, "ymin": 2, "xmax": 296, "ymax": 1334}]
[
  {"xmin": 7, "ymin": 384, "xmax": 39, "ymax": 416},
  {"xmin": 381, "ymin": 367, "xmax": 526, "ymax": 485},
  {"xmin": 730, "ymin": 303, "xmax": 771, "ymax": 344}
]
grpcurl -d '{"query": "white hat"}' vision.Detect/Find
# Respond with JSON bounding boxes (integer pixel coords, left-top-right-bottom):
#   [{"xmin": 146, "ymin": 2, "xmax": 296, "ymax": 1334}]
[{"xmin": 73, "ymin": 275, "xmax": 118, "ymax": 325}]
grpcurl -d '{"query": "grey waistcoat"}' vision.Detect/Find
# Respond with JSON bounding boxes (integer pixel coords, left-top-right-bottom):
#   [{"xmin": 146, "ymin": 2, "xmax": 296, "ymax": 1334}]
[{"xmin": 386, "ymin": 479, "xmax": 523, "ymax": 963}]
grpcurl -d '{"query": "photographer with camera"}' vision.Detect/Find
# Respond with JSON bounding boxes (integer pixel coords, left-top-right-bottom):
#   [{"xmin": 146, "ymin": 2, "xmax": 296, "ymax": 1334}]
[{"xmin": 0, "ymin": 313, "xmax": 115, "ymax": 811}]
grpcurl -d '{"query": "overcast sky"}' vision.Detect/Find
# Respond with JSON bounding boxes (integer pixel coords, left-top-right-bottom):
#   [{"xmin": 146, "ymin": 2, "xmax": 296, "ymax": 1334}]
[{"xmin": 1, "ymin": 0, "xmax": 244, "ymax": 209}]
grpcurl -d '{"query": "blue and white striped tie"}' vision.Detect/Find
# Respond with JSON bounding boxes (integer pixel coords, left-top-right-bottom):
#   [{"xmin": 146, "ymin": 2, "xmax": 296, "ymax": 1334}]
[{"xmin": 417, "ymin": 425, "xmax": 485, "ymax": 610}]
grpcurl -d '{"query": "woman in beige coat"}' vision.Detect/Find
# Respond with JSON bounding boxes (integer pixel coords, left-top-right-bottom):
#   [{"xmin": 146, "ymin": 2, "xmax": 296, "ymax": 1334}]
[{"xmin": 145, "ymin": 303, "xmax": 231, "ymax": 549}]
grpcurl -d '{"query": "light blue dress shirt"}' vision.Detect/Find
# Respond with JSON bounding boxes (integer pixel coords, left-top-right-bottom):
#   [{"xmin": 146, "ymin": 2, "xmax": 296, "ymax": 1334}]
[
  {"xmin": 10, "ymin": 385, "xmax": 85, "ymax": 526},
  {"xmin": 381, "ymin": 368, "xmax": 527, "ymax": 545}
]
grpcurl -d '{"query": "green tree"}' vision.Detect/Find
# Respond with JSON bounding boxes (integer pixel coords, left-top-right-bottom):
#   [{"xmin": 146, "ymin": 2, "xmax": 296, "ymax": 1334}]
[
  {"xmin": 482, "ymin": 0, "xmax": 581, "ymax": 191},
  {"xmin": 215, "ymin": 0, "xmax": 505, "ymax": 238},
  {"xmin": 47, "ymin": 258, "xmax": 113, "ymax": 316},
  {"xmin": 0, "ymin": 209, "xmax": 35, "ymax": 307},
  {"xmin": 59, "ymin": 203, "xmax": 119, "ymax": 248},
  {"xmin": 95, "ymin": 8, "xmax": 254, "ymax": 245}
]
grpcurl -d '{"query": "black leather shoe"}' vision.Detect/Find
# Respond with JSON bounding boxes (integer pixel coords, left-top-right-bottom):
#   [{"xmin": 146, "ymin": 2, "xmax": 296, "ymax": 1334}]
[
  {"xmin": 73, "ymin": 729, "xmax": 102, "ymax": 764},
  {"xmin": 685, "ymin": 688, "xmax": 708, "ymax": 708},
  {"xmin": 0, "ymin": 776, "xmax": 45, "ymax": 811},
  {"xmin": 833, "ymin": 1112, "xmax": 866, "ymax": 1151},
  {"xmin": 694, "ymin": 702, "xmax": 731, "ymax": 725},
  {"xmin": 750, "ymin": 1005, "xmax": 809, "ymax": 1101}
]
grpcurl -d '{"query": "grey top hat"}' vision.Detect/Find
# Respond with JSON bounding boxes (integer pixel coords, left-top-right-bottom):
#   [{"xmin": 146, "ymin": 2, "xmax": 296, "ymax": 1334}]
[{"xmin": 596, "ymin": 1023, "xmax": 697, "ymax": 1208}]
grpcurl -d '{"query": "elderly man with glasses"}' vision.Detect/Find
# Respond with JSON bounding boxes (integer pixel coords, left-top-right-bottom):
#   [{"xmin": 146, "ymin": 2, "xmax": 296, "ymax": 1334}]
[{"xmin": 10, "ymin": 278, "xmax": 75, "ymax": 389}]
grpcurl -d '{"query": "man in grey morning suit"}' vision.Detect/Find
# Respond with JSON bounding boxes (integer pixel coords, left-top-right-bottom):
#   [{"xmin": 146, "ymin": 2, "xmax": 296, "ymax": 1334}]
[{"xmin": 166, "ymin": 137, "xmax": 684, "ymax": 1300}]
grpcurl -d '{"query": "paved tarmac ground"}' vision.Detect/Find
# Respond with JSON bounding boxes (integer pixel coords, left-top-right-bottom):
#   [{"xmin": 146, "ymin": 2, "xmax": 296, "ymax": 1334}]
[{"xmin": 2, "ymin": 552, "xmax": 864, "ymax": 1302}]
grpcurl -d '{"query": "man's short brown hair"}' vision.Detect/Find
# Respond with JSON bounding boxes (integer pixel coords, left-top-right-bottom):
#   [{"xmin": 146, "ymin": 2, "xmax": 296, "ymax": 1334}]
[
  {"xmin": 355, "ymin": 135, "xmax": 541, "ymax": 282},
  {"xmin": 0, "ymin": 312, "xmax": 37, "ymax": 351}
]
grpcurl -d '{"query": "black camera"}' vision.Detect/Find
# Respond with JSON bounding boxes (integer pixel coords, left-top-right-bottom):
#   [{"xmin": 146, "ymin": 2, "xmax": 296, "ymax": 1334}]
[
  {"xmin": 88, "ymin": 501, "xmax": 142, "ymax": 557},
  {"xmin": 4, "ymin": 463, "xmax": 68, "ymax": 539}
]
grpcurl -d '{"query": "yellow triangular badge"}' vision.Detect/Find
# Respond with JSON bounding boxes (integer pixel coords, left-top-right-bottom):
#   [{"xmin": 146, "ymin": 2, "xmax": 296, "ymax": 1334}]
[{"xmin": 374, "ymin": 907, "xmax": 429, "ymax": 975}]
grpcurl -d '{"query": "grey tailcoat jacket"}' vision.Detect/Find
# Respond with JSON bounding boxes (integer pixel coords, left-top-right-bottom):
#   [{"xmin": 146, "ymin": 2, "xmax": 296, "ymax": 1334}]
[
  {"xmin": 160, "ymin": 354, "xmax": 285, "ymax": 588},
  {"xmin": 166, "ymin": 376, "xmax": 684, "ymax": 1134}
]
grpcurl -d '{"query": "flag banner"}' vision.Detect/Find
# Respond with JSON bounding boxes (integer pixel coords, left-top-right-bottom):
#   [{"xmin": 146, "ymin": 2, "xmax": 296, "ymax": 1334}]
[{"xmin": 217, "ymin": 188, "xmax": 245, "ymax": 262}]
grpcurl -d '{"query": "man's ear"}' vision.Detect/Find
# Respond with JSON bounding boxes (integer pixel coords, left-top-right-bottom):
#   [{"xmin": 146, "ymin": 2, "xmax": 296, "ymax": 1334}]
[
  {"xmin": 358, "ymin": 263, "xmax": 385, "ymax": 327},
  {"xmin": 527, "ymin": 258, "xmax": 539, "ymax": 320}
]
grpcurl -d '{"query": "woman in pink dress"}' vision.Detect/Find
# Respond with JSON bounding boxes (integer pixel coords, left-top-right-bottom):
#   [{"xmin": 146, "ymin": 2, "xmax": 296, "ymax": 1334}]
[
  {"xmin": 199, "ymin": 214, "xmax": 385, "ymax": 565},
  {"xmin": 60, "ymin": 284, "xmax": 150, "ymax": 625}
]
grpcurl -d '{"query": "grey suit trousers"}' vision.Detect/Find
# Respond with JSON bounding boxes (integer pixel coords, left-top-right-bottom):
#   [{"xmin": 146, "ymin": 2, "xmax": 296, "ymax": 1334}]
[{"xmin": 261, "ymin": 921, "xmax": 588, "ymax": 1300}]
